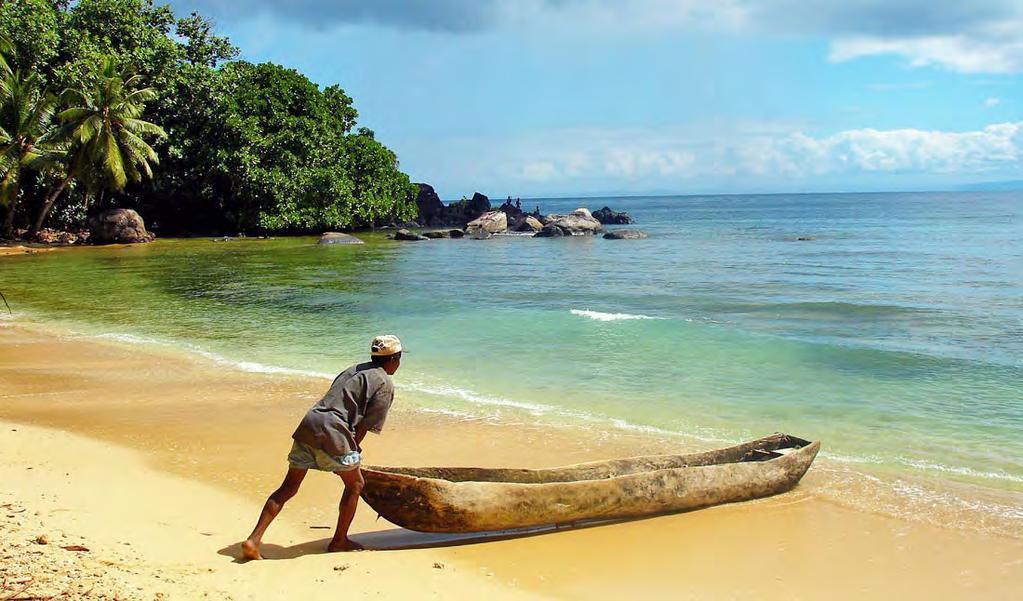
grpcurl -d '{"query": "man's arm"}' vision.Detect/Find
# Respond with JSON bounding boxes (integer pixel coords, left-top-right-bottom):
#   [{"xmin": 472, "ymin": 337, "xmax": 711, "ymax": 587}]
[{"xmin": 354, "ymin": 424, "xmax": 369, "ymax": 452}]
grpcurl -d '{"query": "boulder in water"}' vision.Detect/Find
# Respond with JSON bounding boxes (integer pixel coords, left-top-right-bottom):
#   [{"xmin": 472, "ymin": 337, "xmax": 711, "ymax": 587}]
[
  {"xmin": 543, "ymin": 208, "xmax": 603, "ymax": 235},
  {"xmin": 534, "ymin": 224, "xmax": 566, "ymax": 237},
  {"xmin": 318, "ymin": 232, "xmax": 364, "ymax": 245},
  {"xmin": 422, "ymin": 230, "xmax": 451, "ymax": 239},
  {"xmin": 394, "ymin": 229, "xmax": 429, "ymax": 241},
  {"xmin": 592, "ymin": 206, "xmax": 635, "ymax": 225},
  {"xmin": 603, "ymin": 229, "xmax": 648, "ymax": 240},
  {"xmin": 515, "ymin": 215, "xmax": 544, "ymax": 232},
  {"xmin": 88, "ymin": 209, "xmax": 154, "ymax": 244},
  {"xmin": 466, "ymin": 210, "xmax": 508, "ymax": 235}
]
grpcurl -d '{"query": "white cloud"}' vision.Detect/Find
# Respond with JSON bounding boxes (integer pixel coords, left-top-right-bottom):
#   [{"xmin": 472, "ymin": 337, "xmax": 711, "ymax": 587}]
[
  {"xmin": 418, "ymin": 121, "xmax": 1023, "ymax": 193},
  {"xmin": 521, "ymin": 161, "xmax": 558, "ymax": 181},
  {"xmin": 985, "ymin": 97, "xmax": 1003, "ymax": 107},
  {"xmin": 829, "ymin": 31, "xmax": 1023, "ymax": 74}
]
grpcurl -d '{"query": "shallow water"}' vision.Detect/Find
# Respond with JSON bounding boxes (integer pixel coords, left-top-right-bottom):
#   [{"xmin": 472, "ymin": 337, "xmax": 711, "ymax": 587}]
[{"xmin": 2, "ymin": 191, "xmax": 1021, "ymax": 497}]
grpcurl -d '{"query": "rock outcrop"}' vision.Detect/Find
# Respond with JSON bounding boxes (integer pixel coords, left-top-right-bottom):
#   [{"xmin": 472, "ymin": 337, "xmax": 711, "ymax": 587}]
[
  {"xmin": 465, "ymin": 210, "xmax": 508, "ymax": 236},
  {"xmin": 414, "ymin": 189, "xmax": 493, "ymax": 228},
  {"xmin": 318, "ymin": 232, "xmax": 364, "ymax": 245},
  {"xmin": 414, "ymin": 183, "xmax": 445, "ymax": 226},
  {"xmin": 592, "ymin": 206, "xmax": 635, "ymax": 225},
  {"xmin": 87, "ymin": 209, "xmax": 154, "ymax": 244},
  {"xmin": 603, "ymin": 229, "xmax": 648, "ymax": 240}
]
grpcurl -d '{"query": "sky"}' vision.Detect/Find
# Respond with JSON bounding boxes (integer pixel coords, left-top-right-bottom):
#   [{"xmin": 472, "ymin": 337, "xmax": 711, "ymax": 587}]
[{"xmin": 167, "ymin": 0, "xmax": 1023, "ymax": 199}]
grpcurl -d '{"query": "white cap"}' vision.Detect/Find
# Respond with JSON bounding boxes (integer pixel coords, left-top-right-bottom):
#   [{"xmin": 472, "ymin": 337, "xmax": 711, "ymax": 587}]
[{"xmin": 370, "ymin": 334, "xmax": 404, "ymax": 356}]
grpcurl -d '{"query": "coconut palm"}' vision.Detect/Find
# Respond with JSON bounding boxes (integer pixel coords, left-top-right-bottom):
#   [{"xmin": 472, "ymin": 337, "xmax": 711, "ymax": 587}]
[
  {"xmin": 32, "ymin": 57, "xmax": 166, "ymax": 234},
  {"xmin": 0, "ymin": 70, "xmax": 57, "ymax": 238}
]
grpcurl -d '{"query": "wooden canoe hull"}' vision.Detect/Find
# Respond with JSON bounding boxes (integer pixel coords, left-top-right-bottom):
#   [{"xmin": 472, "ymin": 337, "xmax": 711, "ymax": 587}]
[{"xmin": 361, "ymin": 434, "xmax": 820, "ymax": 533}]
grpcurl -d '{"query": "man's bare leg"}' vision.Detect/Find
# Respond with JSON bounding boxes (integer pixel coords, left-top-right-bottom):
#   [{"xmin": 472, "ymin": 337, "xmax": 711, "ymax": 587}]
[
  {"xmin": 242, "ymin": 467, "xmax": 307, "ymax": 560},
  {"xmin": 327, "ymin": 467, "xmax": 365, "ymax": 552}
]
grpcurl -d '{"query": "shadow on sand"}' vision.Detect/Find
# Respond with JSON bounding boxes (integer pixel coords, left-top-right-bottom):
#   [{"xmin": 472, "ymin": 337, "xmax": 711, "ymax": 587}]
[{"xmin": 217, "ymin": 520, "xmax": 601, "ymax": 562}]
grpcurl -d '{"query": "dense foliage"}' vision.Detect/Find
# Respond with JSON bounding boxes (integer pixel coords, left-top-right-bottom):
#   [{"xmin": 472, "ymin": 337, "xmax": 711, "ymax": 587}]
[{"xmin": 0, "ymin": 0, "xmax": 417, "ymax": 238}]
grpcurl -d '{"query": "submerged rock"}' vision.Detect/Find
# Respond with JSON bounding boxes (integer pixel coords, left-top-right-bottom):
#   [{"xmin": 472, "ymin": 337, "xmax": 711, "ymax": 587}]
[
  {"xmin": 603, "ymin": 229, "xmax": 648, "ymax": 240},
  {"xmin": 318, "ymin": 232, "xmax": 364, "ymax": 245},
  {"xmin": 88, "ymin": 209, "xmax": 154, "ymax": 244}
]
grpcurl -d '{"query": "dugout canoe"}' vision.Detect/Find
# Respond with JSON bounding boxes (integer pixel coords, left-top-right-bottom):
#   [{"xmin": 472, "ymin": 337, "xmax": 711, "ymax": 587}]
[{"xmin": 360, "ymin": 433, "xmax": 820, "ymax": 533}]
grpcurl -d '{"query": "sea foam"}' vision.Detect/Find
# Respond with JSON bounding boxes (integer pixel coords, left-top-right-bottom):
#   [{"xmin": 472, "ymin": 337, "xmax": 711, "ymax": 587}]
[{"xmin": 570, "ymin": 309, "xmax": 660, "ymax": 322}]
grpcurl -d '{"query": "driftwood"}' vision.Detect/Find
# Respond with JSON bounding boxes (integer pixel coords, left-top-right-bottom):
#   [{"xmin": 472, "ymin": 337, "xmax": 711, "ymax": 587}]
[{"xmin": 361, "ymin": 433, "xmax": 820, "ymax": 533}]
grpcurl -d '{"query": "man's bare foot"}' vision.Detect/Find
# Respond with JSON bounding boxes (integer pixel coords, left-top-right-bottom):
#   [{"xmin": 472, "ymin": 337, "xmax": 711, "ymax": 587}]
[
  {"xmin": 327, "ymin": 539, "xmax": 364, "ymax": 552},
  {"xmin": 241, "ymin": 539, "xmax": 263, "ymax": 560}
]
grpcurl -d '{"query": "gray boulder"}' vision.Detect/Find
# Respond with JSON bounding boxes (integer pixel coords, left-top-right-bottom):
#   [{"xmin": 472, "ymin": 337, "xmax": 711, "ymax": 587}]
[
  {"xmin": 544, "ymin": 208, "xmax": 603, "ymax": 235},
  {"xmin": 88, "ymin": 209, "xmax": 154, "ymax": 244},
  {"xmin": 603, "ymin": 229, "xmax": 649, "ymax": 240},
  {"xmin": 422, "ymin": 230, "xmax": 451, "ymax": 239},
  {"xmin": 394, "ymin": 229, "xmax": 429, "ymax": 241},
  {"xmin": 318, "ymin": 232, "xmax": 364, "ymax": 245},
  {"xmin": 466, "ymin": 210, "xmax": 508, "ymax": 235},
  {"xmin": 449, "ymin": 229, "xmax": 466, "ymax": 238},
  {"xmin": 469, "ymin": 229, "xmax": 494, "ymax": 240}
]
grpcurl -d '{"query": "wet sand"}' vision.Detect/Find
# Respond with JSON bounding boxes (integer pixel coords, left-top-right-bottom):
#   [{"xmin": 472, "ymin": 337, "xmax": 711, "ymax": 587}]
[{"xmin": 1, "ymin": 322, "xmax": 1021, "ymax": 599}]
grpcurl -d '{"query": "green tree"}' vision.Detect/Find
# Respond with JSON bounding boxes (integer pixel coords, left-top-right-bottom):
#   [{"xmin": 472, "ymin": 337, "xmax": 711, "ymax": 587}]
[
  {"xmin": 0, "ymin": 69, "xmax": 57, "ymax": 237},
  {"xmin": 33, "ymin": 57, "xmax": 165, "ymax": 233},
  {"xmin": 0, "ymin": 1, "xmax": 62, "ymax": 80}
]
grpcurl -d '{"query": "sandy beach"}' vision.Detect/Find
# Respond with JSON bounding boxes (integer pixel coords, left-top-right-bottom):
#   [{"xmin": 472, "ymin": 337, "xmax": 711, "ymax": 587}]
[{"xmin": 1, "ymin": 322, "xmax": 1021, "ymax": 599}]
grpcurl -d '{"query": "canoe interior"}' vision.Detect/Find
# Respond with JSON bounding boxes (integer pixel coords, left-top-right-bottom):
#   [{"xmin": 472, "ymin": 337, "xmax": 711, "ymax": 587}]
[{"xmin": 365, "ymin": 432, "xmax": 812, "ymax": 484}]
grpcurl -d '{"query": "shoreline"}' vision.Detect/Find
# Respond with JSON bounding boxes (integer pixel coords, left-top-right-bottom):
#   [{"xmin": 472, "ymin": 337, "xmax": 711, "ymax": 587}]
[
  {"xmin": 2, "ymin": 320, "xmax": 1021, "ymax": 598},
  {"xmin": 4, "ymin": 315, "xmax": 1022, "ymax": 534}
]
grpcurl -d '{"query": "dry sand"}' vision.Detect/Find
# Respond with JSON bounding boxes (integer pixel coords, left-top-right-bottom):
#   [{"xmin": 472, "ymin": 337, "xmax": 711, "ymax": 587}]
[{"xmin": 1, "ymin": 322, "xmax": 1021, "ymax": 599}]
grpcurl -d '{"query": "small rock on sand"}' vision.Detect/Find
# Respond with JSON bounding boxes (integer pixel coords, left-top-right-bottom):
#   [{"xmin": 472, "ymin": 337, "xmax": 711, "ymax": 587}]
[
  {"xmin": 433, "ymin": 562, "xmax": 445, "ymax": 569},
  {"xmin": 333, "ymin": 563, "xmax": 350, "ymax": 572},
  {"xmin": 35, "ymin": 534, "xmax": 49, "ymax": 545}
]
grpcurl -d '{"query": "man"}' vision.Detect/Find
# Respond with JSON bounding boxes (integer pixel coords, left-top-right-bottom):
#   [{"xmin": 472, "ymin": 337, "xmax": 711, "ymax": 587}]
[{"xmin": 241, "ymin": 335, "xmax": 404, "ymax": 560}]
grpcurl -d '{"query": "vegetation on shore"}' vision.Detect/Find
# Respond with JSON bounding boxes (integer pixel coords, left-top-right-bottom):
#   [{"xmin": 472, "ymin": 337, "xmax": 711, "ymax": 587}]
[{"xmin": 0, "ymin": 0, "xmax": 417, "ymax": 240}]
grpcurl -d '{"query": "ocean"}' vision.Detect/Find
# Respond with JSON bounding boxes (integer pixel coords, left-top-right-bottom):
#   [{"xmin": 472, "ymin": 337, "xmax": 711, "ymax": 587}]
[{"xmin": 2, "ymin": 191, "xmax": 1021, "ymax": 517}]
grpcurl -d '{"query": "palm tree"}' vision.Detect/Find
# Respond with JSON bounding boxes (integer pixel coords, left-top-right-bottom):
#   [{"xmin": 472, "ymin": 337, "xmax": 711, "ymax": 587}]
[
  {"xmin": 32, "ymin": 57, "xmax": 166, "ymax": 234},
  {"xmin": 0, "ymin": 33, "xmax": 13, "ymax": 77},
  {"xmin": 0, "ymin": 70, "xmax": 57, "ymax": 238}
]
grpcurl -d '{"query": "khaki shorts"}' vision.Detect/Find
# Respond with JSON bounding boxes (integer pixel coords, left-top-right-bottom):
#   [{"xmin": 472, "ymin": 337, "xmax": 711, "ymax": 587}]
[{"xmin": 288, "ymin": 440, "xmax": 361, "ymax": 472}]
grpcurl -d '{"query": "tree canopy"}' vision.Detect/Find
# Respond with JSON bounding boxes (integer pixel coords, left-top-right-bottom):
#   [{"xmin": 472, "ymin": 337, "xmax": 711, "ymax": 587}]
[{"xmin": 0, "ymin": 0, "xmax": 416, "ymax": 237}]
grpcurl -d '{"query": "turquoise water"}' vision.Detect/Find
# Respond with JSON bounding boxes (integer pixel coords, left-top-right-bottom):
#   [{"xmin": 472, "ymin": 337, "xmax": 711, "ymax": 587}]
[{"xmin": 2, "ymin": 191, "xmax": 1022, "ymax": 494}]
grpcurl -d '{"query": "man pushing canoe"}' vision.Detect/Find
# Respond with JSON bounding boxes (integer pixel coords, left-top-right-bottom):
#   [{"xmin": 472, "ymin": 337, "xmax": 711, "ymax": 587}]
[{"xmin": 241, "ymin": 335, "xmax": 404, "ymax": 560}]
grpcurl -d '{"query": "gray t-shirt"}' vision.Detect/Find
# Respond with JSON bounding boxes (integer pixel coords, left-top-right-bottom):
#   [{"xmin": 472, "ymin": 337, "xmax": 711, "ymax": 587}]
[{"xmin": 292, "ymin": 362, "xmax": 394, "ymax": 456}]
